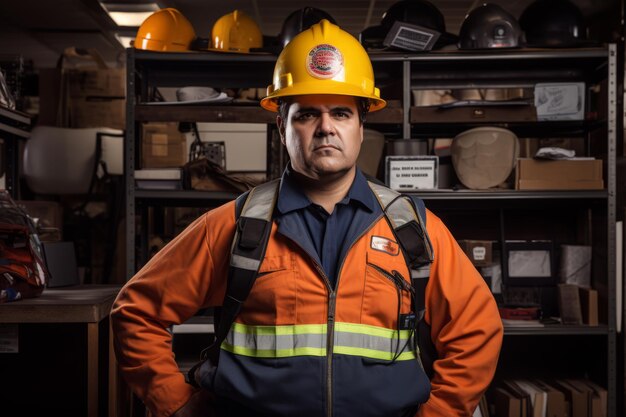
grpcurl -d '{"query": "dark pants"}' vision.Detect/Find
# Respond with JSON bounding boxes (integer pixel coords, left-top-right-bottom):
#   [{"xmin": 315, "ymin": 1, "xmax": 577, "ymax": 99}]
[{"xmin": 215, "ymin": 397, "xmax": 419, "ymax": 417}]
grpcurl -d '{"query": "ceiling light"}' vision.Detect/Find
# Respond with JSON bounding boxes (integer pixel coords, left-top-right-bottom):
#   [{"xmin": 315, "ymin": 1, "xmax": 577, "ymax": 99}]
[
  {"xmin": 100, "ymin": 2, "xmax": 160, "ymax": 27},
  {"xmin": 108, "ymin": 11, "xmax": 154, "ymax": 27}
]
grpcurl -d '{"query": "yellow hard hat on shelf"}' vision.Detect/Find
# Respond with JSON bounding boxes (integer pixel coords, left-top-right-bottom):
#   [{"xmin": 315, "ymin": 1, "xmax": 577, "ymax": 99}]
[
  {"xmin": 211, "ymin": 10, "xmax": 263, "ymax": 53},
  {"xmin": 261, "ymin": 19, "xmax": 386, "ymax": 112},
  {"xmin": 135, "ymin": 8, "xmax": 196, "ymax": 52}
]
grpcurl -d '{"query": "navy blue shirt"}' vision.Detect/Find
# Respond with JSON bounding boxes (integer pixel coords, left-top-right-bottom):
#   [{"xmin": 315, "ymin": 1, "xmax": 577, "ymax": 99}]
[{"xmin": 275, "ymin": 166, "xmax": 379, "ymax": 287}]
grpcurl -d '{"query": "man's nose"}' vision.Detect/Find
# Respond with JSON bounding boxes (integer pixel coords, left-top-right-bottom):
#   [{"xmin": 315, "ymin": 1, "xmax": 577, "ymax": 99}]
[{"xmin": 315, "ymin": 112, "xmax": 336, "ymax": 137}]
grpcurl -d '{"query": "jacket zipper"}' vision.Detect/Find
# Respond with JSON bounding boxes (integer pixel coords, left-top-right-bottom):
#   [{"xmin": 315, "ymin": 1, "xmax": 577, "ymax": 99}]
[
  {"xmin": 280, "ymin": 237, "xmax": 336, "ymax": 417},
  {"xmin": 312, "ymin": 262, "xmax": 336, "ymax": 417},
  {"xmin": 282, "ymin": 213, "xmax": 383, "ymax": 417},
  {"xmin": 327, "ymin": 214, "xmax": 384, "ymax": 417}
]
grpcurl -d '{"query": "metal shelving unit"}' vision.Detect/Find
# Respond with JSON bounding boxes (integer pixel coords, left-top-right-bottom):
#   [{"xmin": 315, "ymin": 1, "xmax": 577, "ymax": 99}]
[
  {"xmin": 503, "ymin": 324, "xmax": 610, "ymax": 336},
  {"xmin": 0, "ymin": 107, "xmax": 32, "ymax": 198},
  {"xmin": 406, "ymin": 45, "xmax": 618, "ymax": 417},
  {"xmin": 125, "ymin": 45, "xmax": 619, "ymax": 416}
]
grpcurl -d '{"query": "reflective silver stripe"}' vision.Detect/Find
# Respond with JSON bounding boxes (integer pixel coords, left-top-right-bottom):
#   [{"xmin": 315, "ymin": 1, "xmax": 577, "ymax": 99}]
[
  {"xmin": 334, "ymin": 329, "xmax": 415, "ymax": 353},
  {"xmin": 368, "ymin": 182, "xmax": 415, "ymax": 228},
  {"xmin": 222, "ymin": 322, "xmax": 415, "ymax": 361},
  {"xmin": 385, "ymin": 197, "xmax": 417, "ymax": 229},
  {"xmin": 368, "ymin": 182, "xmax": 399, "ymax": 210},
  {"xmin": 241, "ymin": 179, "xmax": 280, "ymax": 221},
  {"xmin": 225, "ymin": 329, "xmax": 326, "ymax": 352},
  {"xmin": 230, "ymin": 254, "xmax": 261, "ymax": 271},
  {"xmin": 411, "ymin": 266, "xmax": 431, "ymax": 279}
]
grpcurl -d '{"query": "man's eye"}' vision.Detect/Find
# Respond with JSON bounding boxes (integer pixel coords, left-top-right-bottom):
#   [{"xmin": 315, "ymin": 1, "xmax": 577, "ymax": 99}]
[
  {"xmin": 333, "ymin": 112, "xmax": 350, "ymax": 119},
  {"xmin": 295, "ymin": 113, "xmax": 315, "ymax": 121}
]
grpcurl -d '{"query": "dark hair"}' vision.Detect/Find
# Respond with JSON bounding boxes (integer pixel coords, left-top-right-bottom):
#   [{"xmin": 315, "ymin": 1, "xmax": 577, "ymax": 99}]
[{"xmin": 278, "ymin": 97, "xmax": 370, "ymax": 125}]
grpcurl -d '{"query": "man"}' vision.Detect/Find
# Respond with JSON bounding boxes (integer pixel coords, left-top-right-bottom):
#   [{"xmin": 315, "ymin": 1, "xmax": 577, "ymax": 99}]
[{"xmin": 111, "ymin": 20, "xmax": 503, "ymax": 417}]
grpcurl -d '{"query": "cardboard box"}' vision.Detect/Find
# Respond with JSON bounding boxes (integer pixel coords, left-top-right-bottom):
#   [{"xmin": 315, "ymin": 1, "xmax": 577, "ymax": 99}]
[
  {"xmin": 142, "ymin": 123, "xmax": 186, "ymax": 168},
  {"xmin": 458, "ymin": 240, "xmax": 493, "ymax": 266},
  {"xmin": 516, "ymin": 158, "xmax": 603, "ymax": 190},
  {"xmin": 39, "ymin": 48, "xmax": 126, "ymax": 129},
  {"xmin": 194, "ymin": 123, "xmax": 267, "ymax": 172},
  {"xmin": 68, "ymin": 97, "xmax": 125, "ymax": 130},
  {"xmin": 66, "ymin": 68, "xmax": 125, "ymax": 98}
]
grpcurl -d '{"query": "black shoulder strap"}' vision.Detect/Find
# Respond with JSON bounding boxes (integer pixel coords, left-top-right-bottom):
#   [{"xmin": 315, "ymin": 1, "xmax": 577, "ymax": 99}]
[
  {"xmin": 201, "ymin": 180, "xmax": 280, "ymax": 363},
  {"xmin": 367, "ymin": 182, "xmax": 437, "ymax": 378},
  {"xmin": 367, "ymin": 182, "xmax": 433, "ymax": 267}
]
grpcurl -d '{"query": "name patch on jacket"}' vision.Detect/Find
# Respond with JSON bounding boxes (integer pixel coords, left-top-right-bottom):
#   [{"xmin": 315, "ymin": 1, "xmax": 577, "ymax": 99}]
[{"xmin": 370, "ymin": 236, "xmax": 399, "ymax": 255}]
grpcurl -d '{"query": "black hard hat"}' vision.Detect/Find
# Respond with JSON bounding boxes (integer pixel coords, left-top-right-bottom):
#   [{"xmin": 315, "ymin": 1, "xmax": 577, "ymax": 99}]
[
  {"xmin": 381, "ymin": 0, "xmax": 446, "ymax": 32},
  {"xmin": 360, "ymin": 0, "xmax": 458, "ymax": 51},
  {"xmin": 458, "ymin": 3, "xmax": 523, "ymax": 50},
  {"xmin": 520, "ymin": 0, "xmax": 588, "ymax": 48},
  {"xmin": 279, "ymin": 7, "xmax": 337, "ymax": 48}
]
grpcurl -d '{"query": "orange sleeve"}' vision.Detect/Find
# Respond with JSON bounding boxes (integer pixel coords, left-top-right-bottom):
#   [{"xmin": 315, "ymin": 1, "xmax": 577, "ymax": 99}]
[
  {"xmin": 110, "ymin": 203, "xmax": 234, "ymax": 417},
  {"xmin": 417, "ymin": 210, "xmax": 503, "ymax": 417}
]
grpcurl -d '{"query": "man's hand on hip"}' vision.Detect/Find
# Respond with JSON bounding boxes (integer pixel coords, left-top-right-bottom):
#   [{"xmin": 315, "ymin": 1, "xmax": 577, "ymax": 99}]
[{"xmin": 172, "ymin": 389, "xmax": 217, "ymax": 417}]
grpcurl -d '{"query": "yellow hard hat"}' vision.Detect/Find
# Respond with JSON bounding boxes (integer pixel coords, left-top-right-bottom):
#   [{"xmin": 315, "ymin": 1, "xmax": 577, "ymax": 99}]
[
  {"xmin": 261, "ymin": 19, "xmax": 385, "ymax": 112},
  {"xmin": 135, "ymin": 8, "xmax": 196, "ymax": 52},
  {"xmin": 211, "ymin": 10, "xmax": 262, "ymax": 53}
]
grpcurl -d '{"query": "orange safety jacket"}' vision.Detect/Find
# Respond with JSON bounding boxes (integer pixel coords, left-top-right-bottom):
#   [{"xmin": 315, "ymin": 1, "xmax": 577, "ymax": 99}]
[{"xmin": 111, "ymin": 192, "xmax": 503, "ymax": 417}]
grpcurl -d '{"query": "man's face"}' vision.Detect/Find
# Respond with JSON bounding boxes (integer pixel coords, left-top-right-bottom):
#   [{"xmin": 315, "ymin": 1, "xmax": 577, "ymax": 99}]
[{"xmin": 277, "ymin": 94, "xmax": 363, "ymax": 179}]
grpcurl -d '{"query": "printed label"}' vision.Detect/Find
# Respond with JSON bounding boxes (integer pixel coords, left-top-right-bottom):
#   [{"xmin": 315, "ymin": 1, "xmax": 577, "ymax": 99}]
[
  {"xmin": 371, "ymin": 236, "xmax": 399, "ymax": 256},
  {"xmin": 473, "ymin": 246, "xmax": 486, "ymax": 261}
]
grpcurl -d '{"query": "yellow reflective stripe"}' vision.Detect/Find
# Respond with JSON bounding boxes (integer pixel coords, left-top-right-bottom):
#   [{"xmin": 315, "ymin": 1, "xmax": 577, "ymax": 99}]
[
  {"xmin": 334, "ymin": 322, "xmax": 412, "ymax": 339},
  {"xmin": 334, "ymin": 322, "xmax": 417, "ymax": 361},
  {"xmin": 222, "ymin": 321, "xmax": 418, "ymax": 360},
  {"xmin": 334, "ymin": 346, "xmax": 417, "ymax": 361}
]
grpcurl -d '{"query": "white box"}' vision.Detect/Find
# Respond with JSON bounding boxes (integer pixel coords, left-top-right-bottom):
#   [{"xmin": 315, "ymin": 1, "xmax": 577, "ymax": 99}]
[
  {"xmin": 188, "ymin": 123, "xmax": 267, "ymax": 172},
  {"xmin": 385, "ymin": 156, "xmax": 438, "ymax": 191},
  {"xmin": 534, "ymin": 82, "xmax": 585, "ymax": 121}
]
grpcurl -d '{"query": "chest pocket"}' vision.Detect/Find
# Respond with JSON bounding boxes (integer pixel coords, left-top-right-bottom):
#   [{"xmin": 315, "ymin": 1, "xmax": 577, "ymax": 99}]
[
  {"xmin": 362, "ymin": 249, "xmax": 413, "ymax": 329},
  {"xmin": 240, "ymin": 254, "xmax": 296, "ymax": 324}
]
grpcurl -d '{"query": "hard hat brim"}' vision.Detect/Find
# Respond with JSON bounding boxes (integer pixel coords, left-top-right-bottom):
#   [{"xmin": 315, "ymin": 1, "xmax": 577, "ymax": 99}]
[
  {"xmin": 260, "ymin": 81, "xmax": 386, "ymax": 112},
  {"xmin": 204, "ymin": 47, "xmax": 271, "ymax": 54}
]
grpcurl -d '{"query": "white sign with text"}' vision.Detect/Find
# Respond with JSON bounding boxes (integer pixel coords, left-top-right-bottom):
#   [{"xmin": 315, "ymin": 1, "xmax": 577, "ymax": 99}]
[{"xmin": 386, "ymin": 156, "xmax": 438, "ymax": 191}]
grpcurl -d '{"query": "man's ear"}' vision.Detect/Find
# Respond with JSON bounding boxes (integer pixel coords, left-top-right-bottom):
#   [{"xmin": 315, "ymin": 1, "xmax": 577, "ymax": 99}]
[{"xmin": 276, "ymin": 115, "xmax": 286, "ymax": 145}]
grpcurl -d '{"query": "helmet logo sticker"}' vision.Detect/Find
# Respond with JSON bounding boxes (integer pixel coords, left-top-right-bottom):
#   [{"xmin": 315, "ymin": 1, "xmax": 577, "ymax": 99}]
[
  {"xmin": 306, "ymin": 44, "xmax": 343, "ymax": 79},
  {"xmin": 494, "ymin": 25, "xmax": 506, "ymax": 39}
]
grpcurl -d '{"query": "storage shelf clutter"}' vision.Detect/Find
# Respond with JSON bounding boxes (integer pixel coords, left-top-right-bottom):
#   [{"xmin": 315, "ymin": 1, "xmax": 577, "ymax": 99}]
[{"xmin": 125, "ymin": 45, "xmax": 618, "ymax": 417}]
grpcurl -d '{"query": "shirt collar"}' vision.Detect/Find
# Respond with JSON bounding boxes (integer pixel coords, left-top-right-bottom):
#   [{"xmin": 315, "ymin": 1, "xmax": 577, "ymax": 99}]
[{"xmin": 276, "ymin": 164, "xmax": 377, "ymax": 215}]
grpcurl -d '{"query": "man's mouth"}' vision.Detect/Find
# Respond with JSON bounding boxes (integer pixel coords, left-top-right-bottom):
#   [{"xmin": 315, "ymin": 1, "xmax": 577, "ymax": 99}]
[{"xmin": 314, "ymin": 144, "xmax": 339, "ymax": 151}]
